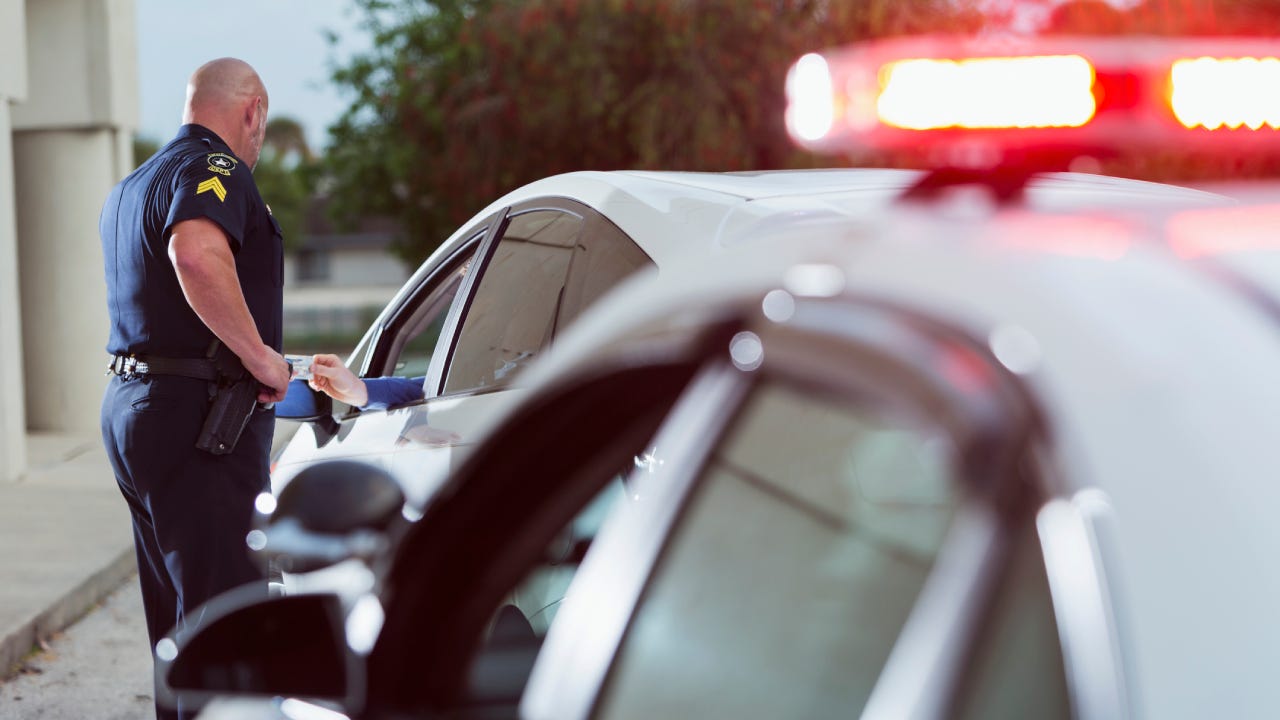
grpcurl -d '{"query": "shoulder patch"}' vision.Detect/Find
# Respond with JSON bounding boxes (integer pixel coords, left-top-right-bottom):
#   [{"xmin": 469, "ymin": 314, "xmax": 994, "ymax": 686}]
[
  {"xmin": 206, "ymin": 152, "xmax": 239, "ymax": 176},
  {"xmin": 196, "ymin": 176, "xmax": 228, "ymax": 202}
]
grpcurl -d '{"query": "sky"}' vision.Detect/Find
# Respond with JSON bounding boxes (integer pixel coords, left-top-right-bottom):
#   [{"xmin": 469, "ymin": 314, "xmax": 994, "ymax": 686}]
[{"xmin": 135, "ymin": 0, "xmax": 373, "ymax": 151}]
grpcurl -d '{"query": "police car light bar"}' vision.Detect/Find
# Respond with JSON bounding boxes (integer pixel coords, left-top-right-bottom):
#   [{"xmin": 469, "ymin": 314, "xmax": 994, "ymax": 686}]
[
  {"xmin": 787, "ymin": 36, "xmax": 1280, "ymax": 156},
  {"xmin": 1170, "ymin": 57, "xmax": 1280, "ymax": 130},
  {"xmin": 878, "ymin": 55, "xmax": 1096, "ymax": 131}
]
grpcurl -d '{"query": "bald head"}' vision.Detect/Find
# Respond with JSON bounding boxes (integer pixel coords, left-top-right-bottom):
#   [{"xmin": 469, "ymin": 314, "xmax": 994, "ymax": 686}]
[{"xmin": 183, "ymin": 58, "xmax": 269, "ymax": 169}]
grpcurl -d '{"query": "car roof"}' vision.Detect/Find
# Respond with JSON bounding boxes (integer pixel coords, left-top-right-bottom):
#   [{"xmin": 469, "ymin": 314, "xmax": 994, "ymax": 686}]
[
  {"xmin": 384, "ymin": 168, "xmax": 1232, "ymax": 333},
  {"xmin": 511, "ymin": 191, "xmax": 1280, "ymax": 715},
  {"xmin": 445, "ymin": 169, "xmax": 1229, "ymax": 266}
]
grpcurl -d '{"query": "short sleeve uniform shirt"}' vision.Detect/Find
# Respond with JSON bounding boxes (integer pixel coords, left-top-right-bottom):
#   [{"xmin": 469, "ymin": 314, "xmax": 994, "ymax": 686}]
[{"xmin": 100, "ymin": 123, "xmax": 283, "ymax": 358}]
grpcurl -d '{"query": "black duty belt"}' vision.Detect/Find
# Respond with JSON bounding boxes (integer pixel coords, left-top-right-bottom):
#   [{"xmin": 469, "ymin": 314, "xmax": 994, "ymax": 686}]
[{"xmin": 106, "ymin": 354, "xmax": 219, "ymax": 382}]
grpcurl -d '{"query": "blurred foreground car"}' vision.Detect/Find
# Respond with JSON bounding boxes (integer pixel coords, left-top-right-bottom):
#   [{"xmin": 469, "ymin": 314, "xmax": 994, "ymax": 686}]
[{"xmin": 171, "ymin": 35, "xmax": 1280, "ymax": 719}]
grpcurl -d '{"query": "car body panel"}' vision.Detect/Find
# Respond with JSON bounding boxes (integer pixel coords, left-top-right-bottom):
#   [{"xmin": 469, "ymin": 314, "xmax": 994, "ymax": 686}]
[{"xmin": 275, "ymin": 387, "xmax": 529, "ymax": 509}]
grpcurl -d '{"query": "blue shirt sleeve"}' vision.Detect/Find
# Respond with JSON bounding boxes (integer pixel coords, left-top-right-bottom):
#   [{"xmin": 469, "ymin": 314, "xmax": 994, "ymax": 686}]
[
  {"xmin": 362, "ymin": 376, "xmax": 427, "ymax": 411},
  {"xmin": 164, "ymin": 150, "xmax": 254, "ymax": 252}
]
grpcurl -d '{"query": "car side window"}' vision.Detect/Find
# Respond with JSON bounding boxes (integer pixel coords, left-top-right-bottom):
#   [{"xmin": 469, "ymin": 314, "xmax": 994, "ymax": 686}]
[
  {"xmin": 389, "ymin": 252, "xmax": 475, "ymax": 380},
  {"xmin": 593, "ymin": 382, "xmax": 958, "ymax": 720},
  {"xmin": 442, "ymin": 208, "xmax": 650, "ymax": 394},
  {"xmin": 503, "ymin": 479, "xmax": 627, "ymax": 636},
  {"xmin": 358, "ymin": 235, "xmax": 482, "ymax": 395}
]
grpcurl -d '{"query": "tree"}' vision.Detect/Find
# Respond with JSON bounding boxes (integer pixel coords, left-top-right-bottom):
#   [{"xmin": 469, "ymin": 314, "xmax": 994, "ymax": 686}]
[
  {"xmin": 325, "ymin": 0, "xmax": 982, "ymax": 265},
  {"xmin": 254, "ymin": 116, "xmax": 318, "ymax": 251},
  {"xmin": 263, "ymin": 117, "xmax": 315, "ymax": 164}
]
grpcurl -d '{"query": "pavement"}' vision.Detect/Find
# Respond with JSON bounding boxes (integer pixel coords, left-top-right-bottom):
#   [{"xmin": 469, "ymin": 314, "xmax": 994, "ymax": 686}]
[{"xmin": 0, "ymin": 432, "xmax": 136, "ymax": 682}]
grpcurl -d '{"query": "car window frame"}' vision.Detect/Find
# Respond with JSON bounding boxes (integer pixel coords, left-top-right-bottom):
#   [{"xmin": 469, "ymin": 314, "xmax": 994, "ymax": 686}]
[
  {"xmin": 362, "ymin": 321, "xmax": 736, "ymax": 715},
  {"xmin": 352, "ymin": 209, "xmax": 504, "ymax": 379},
  {"xmin": 517, "ymin": 300, "xmax": 1075, "ymax": 720},
  {"xmin": 433, "ymin": 197, "xmax": 654, "ymax": 400},
  {"xmin": 339, "ymin": 195, "xmax": 653, "ymax": 417},
  {"xmin": 360, "ymin": 295, "xmax": 1075, "ymax": 719},
  {"xmin": 368, "ymin": 236, "xmax": 483, "ymax": 384}
]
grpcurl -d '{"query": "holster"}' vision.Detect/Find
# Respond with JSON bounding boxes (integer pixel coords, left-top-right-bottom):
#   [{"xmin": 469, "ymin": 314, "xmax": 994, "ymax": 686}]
[{"xmin": 196, "ymin": 341, "xmax": 259, "ymax": 455}]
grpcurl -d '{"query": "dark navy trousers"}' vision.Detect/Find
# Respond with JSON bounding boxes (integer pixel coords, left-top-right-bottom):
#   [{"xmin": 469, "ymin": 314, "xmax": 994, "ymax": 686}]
[{"xmin": 101, "ymin": 374, "xmax": 271, "ymax": 720}]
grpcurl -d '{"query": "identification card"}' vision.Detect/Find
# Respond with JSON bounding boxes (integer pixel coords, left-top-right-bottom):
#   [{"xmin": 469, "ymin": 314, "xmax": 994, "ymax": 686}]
[{"xmin": 285, "ymin": 354, "xmax": 314, "ymax": 381}]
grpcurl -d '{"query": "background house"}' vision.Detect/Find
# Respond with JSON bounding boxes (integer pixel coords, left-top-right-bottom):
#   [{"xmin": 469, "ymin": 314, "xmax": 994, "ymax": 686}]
[{"xmin": 283, "ymin": 197, "xmax": 409, "ymax": 354}]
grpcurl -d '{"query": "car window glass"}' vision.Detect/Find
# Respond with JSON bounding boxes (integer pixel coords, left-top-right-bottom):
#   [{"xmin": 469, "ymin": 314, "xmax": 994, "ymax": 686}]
[
  {"xmin": 594, "ymin": 382, "xmax": 957, "ymax": 720},
  {"xmin": 443, "ymin": 209, "xmax": 650, "ymax": 394},
  {"xmin": 505, "ymin": 479, "xmax": 628, "ymax": 635},
  {"xmin": 390, "ymin": 253, "xmax": 475, "ymax": 380},
  {"xmin": 951, "ymin": 519, "xmax": 1071, "ymax": 720},
  {"xmin": 443, "ymin": 210, "xmax": 581, "ymax": 393},
  {"xmin": 465, "ymin": 479, "xmax": 629, "ymax": 698},
  {"xmin": 551, "ymin": 216, "xmax": 651, "ymax": 332}
]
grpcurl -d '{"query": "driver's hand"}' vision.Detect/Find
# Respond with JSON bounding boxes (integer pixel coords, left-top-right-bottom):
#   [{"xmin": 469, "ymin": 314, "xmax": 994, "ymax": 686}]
[{"xmin": 309, "ymin": 354, "xmax": 369, "ymax": 407}]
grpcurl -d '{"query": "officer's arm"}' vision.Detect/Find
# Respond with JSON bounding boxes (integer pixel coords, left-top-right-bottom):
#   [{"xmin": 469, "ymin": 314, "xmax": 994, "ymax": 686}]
[{"xmin": 169, "ymin": 218, "xmax": 289, "ymax": 402}]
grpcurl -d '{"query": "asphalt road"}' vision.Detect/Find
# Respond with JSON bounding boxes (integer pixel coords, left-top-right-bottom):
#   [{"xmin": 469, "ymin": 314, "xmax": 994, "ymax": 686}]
[{"xmin": 0, "ymin": 577, "xmax": 154, "ymax": 720}]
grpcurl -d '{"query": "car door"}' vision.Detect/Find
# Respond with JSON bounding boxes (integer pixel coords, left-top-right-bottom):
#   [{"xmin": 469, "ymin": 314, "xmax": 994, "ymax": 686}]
[
  {"xmin": 273, "ymin": 198, "xmax": 653, "ymax": 507},
  {"xmin": 361, "ymin": 297, "xmax": 1122, "ymax": 720}
]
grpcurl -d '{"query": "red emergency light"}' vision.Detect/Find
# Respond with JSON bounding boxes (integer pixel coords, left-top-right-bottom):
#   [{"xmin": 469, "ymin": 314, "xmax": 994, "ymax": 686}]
[{"xmin": 786, "ymin": 36, "xmax": 1280, "ymax": 157}]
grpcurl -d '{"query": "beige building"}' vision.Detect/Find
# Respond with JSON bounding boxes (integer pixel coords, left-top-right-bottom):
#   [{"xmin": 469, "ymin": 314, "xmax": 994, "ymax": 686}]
[{"xmin": 0, "ymin": 0, "xmax": 138, "ymax": 481}]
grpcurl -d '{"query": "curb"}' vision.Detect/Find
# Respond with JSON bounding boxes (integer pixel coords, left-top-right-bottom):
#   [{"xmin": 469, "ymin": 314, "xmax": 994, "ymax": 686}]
[{"xmin": 0, "ymin": 548, "xmax": 137, "ymax": 681}]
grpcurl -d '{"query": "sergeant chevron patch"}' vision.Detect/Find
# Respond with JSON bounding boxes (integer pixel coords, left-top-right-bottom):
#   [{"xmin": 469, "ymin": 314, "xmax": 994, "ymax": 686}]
[{"xmin": 196, "ymin": 176, "xmax": 227, "ymax": 202}]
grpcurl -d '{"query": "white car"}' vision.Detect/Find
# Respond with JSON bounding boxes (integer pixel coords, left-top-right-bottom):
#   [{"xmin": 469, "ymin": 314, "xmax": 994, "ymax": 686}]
[{"xmin": 272, "ymin": 166, "xmax": 1094, "ymax": 508}]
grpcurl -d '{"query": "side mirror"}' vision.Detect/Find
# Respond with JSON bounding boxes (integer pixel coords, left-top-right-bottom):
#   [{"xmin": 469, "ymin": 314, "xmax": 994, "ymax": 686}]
[
  {"xmin": 159, "ymin": 587, "xmax": 352, "ymax": 708},
  {"xmin": 276, "ymin": 378, "xmax": 334, "ymax": 421},
  {"xmin": 260, "ymin": 460, "xmax": 406, "ymax": 573}
]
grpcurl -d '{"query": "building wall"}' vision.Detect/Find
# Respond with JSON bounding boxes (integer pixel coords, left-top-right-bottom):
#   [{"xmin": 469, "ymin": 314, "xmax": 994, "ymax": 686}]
[
  {"xmin": 13, "ymin": 129, "xmax": 120, "ymax": 431},
  {"xmin": 12, "ymin": 0, "xmax": 137, "ymax": 434},
  {"xmin": 331, "ymin": 249, "xmax": 410, "ymax": 287},
  {"xmin": 283, "ymin": 247, "xmax": 410, "ymax": 288},
  {"xmin": 0, "ymin": 2, "xmax": 29, "ymax": 480},
  {"xmin": 13, "ymin": 0, "xmax": 139, "ymax": 132}
]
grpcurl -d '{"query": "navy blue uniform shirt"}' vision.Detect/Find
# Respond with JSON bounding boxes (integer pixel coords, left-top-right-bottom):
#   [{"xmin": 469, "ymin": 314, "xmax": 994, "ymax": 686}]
[{"xmin": 100, "ymin": 123, "xmax": 283, "ymax": 358}]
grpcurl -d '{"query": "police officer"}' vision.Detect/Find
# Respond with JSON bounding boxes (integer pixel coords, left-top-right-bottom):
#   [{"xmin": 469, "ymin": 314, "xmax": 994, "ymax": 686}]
[{"xmin": 98, "ymin": 58, "xmax": 289, "ymax": 720}]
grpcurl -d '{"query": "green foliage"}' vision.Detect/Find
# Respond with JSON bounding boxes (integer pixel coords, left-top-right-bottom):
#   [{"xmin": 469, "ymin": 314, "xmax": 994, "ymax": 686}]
[
  {"xmin": 325, "ymin": 0, "xmax": 1280, "ymax": 263},
  {"xmin": 255, "ymin": 116, "xmax": 319, "ymax": 252},
  {"xmin": 325, "ymin": 0, "xmax": 980, "ymax": 265},
  {"xmin": 133, "ymin": 136, "xmax": 160, "ymax": 169}
]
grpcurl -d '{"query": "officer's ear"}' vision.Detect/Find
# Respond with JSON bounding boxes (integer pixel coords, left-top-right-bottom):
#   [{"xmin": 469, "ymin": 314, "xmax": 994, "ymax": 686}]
[{"xmin": 243, "ymin": 96, "xmax": 262, "ymax": 133}]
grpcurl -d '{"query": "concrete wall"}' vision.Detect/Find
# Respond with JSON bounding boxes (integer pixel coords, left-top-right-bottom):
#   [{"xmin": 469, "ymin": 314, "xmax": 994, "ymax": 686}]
[
  {"xmin": 330, "ymin": 249, "xmax": 410, "ymax": 287},
  {"xmin": 13, "ymin": 130, "xmax": 119, "ymax": 432},
  {"xmin": 13, "ymin": 0, "xmax": 139, "ymax": 132},
  {"xmin": 0, "ymin": 2, "xmax": 30, "ymax": 480},
  {"xmin": 12, "ymin": 0, "xmax": 137, "ymax": 434},
  {"xmin": 0, "ymin": 2, "xmax": 28, "ymax": 102}
]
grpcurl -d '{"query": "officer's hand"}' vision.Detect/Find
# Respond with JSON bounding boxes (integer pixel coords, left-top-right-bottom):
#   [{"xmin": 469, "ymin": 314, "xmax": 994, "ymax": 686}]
[
  {"xmin": 309, "ymin": 354, "xmax": 369, "ymax": 407},
  {"xmin": 246, "ymin": 346, "xmax": 290, "ymax": 403}
]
